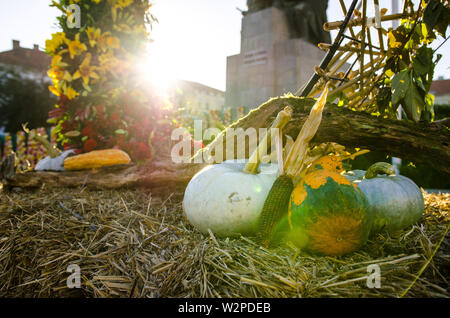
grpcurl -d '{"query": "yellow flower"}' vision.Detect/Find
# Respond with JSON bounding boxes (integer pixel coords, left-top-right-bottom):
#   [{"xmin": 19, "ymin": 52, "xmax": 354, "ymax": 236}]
[
  {"xmin": 63, "ymin": 71, "xmax": 73, "ymax": 82},
  {"xmin": 97, "ymin": 32, "xmax": 120, "ymax": 52},
  {"xmin": 49, "ymin": 85, "xmax": 61, "ymax": 97},
  {"xmin": 108, "ymin": 0, "xmax": 133, "ymax": 9},
  {"xmin": 98, "ymin": 51, "xmax": 121, "ymax": 77},
  {"xmin": 92, "ymin": 0, "xmax": 102, "ymax": 3},
  {"xmin": 73, "ymin": 53, "xmax": 99, "ymax": 85},
  {"xmin": 66, "ymin": 34, "xmax": 87, "ymax": 59},
  {"xmin": 108, "ymin": 0, "xmax": 133, "ymax": 21},
  {"xmin": 117, "ymin": 0, "xmax": 133, "ymax": 8},
  {"xmin": 114, "ymin": 24, "xmax": 132, "ymax": 33},
  {"xmin": 97, "ymin": 32, "xmax": 110, "ymax": 52},
  {"xmin": 63, "ymin": 85, "xmax": 79, "ymax": 100},
  {"xmin": 131, "ymin": 89, "xmax": 148, "ymax": 103},
  {"xmin": 133, "ymin": 25, "xmax": 146, "ymax": 34},
  {"xmin": 98, "ymin": 51, "xmax": 115, "ymax": 67},
  {"xmin": 108, "ymin": 87, "xmax": 122, "ymax": 99},
  {"xmin": 51, "ymin": 55, "xmax": 68, "ymax": 69},
  {"xmin": 45, "ymin": 32, "xmax": 66, "ymax": 54},
  {"xmin": 86, "ymin": 27, "xmax": 101, "ymax": 47},
  {"xmin": 106, "ymin": 36, "xmax": 120, "ymax": 49},
  {"xmin": 47, "ymin": 68, "xmax": 63, "ymax": 83},
  {"xmin": 388, "ymin": 31, "xmax": 402, "ymax": 49}
]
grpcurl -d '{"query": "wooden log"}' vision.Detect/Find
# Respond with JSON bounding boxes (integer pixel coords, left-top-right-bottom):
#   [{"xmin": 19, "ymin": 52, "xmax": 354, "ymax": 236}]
[
  {"xmin": 2, "ymin": 160, "xmax": 204, "ymax": 193},
  {"xmin": 194, "ymin": 97, "xmax": 450, "ymax": 174},
  {"xmin": 2, "ymin": 96, "xmax": 449, "ymax": 190}
]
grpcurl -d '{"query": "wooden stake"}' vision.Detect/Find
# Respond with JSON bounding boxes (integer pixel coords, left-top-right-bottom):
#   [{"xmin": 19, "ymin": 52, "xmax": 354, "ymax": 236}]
[
  {"xmin": 374, "ymin": 0, "xmax": 385, "ymax": 52},
  {"xmin": 323, "ymin": 12, "xmax": 413, "ymax": 31},
  {"xmin": 319, "ymin": 43, "xmax": 382, "ymax": 56},
  {"xmin": 339, "ymin": 0, "xmax": 357, "ymax": 38},
  {"xmin": 360, "ymin": 0, "xmax": 367, "ymax": 92}
]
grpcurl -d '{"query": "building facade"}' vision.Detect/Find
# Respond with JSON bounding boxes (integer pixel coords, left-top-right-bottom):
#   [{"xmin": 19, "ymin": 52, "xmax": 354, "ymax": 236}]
[
  {"xmin": 0, "ymin": 40, "xmax": 51, "ymax": 78},
  {"xmin": 169, "ymin": 80, "xmax": 225, "ymax": 111},
  {"xmin": 431, "ymin": 78, "xmax": 450, "ymax": 105}
]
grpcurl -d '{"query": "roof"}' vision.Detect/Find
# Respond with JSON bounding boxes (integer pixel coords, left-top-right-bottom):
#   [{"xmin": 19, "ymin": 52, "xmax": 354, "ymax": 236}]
[
  {"xmin": 174, "ymin": 80, "xmax": 224, "ymax": 95},
  {"xmin": 430, "ymin": 79, "xmax": 450, "ymax": 96},
  {"xmin": 0, "ymin": 40, "xmax": 50, "ymax": 72}
]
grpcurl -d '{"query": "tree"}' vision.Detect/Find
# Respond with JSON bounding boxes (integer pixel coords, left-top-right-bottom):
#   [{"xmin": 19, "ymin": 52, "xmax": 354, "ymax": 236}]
[{"xmin": 0, "ymin": 65, "xmax": 55, "ymax": 133}]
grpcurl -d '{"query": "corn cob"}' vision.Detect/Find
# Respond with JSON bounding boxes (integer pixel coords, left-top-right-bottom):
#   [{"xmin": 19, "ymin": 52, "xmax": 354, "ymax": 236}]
[
  {"xmin": 256, "ymin": 85, "xmax": 329, "ymax": 248},
  {"xmin": 256, "ymin": 174, "xmax": 294, "ymax": 247}
]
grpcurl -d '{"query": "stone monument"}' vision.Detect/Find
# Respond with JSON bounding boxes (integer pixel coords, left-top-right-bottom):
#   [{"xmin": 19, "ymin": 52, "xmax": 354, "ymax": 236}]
[{"xmin": 225, "ymin": 1, "xmax": 329, "ymax": 109}]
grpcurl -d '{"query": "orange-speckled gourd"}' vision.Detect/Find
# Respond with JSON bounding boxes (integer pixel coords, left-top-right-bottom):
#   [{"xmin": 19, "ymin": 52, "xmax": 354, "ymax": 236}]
[{"xmin": 273, "ymin": 155, "xmax": 372, "ymax": 256}]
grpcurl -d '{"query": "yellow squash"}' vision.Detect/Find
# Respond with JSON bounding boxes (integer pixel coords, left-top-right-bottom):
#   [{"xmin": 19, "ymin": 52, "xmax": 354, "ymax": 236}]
[{"xmin": 64, "ymin": 149, "xmax": 131, "ymax": 171}]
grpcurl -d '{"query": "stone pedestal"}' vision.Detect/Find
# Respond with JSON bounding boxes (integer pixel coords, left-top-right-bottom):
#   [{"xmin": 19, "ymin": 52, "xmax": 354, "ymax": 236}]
[{"xmin": 225, "ymin": 7, "xmax": 326, "ymax": 109}]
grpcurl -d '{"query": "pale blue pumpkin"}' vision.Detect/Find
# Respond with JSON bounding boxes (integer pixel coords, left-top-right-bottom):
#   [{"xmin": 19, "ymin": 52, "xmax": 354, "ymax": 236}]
[{"xmin": 344, "ymin": 162, "xmax": 424, "ymax": 234}]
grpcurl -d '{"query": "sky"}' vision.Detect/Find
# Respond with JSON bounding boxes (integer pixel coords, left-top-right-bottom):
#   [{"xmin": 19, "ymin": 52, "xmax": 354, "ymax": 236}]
[{"xmin": 0, "ymin": 0, "xmax": 448, "ymax": 91}]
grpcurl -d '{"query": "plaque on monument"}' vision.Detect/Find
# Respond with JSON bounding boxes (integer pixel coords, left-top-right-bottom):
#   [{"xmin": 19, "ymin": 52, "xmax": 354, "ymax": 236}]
[
  {"xmin": 225, "ymin": 2, "xmax": 330, "ymax": 109},
  {"xmin": 243, "ymin": 49, "xmax": 268, "ymax": 67}
]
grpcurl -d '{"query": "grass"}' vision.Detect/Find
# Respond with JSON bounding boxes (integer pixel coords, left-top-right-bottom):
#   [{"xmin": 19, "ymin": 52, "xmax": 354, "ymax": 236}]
[{"xmin": 0, "ymin": 187, "xmax": 448, "ymax": 297}]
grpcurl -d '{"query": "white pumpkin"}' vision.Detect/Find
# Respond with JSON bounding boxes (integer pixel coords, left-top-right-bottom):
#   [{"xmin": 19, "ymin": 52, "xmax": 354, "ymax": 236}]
[
  {"xmin": 183, "ymin": 160, "xmax": 279, "ymax": 237},
  {"xmin": 35, "ymin": 150, "xmax": 75, "ymax": 171}
]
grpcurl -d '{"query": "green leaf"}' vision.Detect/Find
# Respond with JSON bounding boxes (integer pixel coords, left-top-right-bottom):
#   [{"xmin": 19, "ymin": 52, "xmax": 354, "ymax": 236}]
[
  {"xmin": 435, "ymin": 6, "xmax": 450, "ymax": 37},
  {"xmin": 391, "ymin": 69, "xmax": 410, "ymax": 107},
  {"xmin": 337, "ymin": 91, "xmax": 349, "ymax": 107},
  {"xmin": 423, "ymin": 93, "xmax": 435, "ymax": 122},
  {"xmin": 413, "ymin": 46, "xmax": 433, "ymax": 76},
  {"xmin": 115, "ymin": 129, "xmax": 127, "ymax": 135},
  {"xmin": 50, "ymin": 0, "xmax": 65, "ymax": 12},
  {"xmin": 423, "ymin": 0, "xmax": 444, "ymax": 31},
  {"xmin": 65, "ymin": 131, "xmax": 81, "ymax": 137},
  {"xmin": 376, "ymin": 87, "xmax": 392, "ymax": 114},
  {"xmin": 47, "ymin": 117, "xmax": 58, "ymax": 124},
  {"xmin": 424, "ymin": 0, "xmax": 450, "ymax": 38},
  {"xmin": 415, "ymin": 76, "xmax": 426, "ymax": 93},
  {"xmin": 82, "ymin": 81, "xmax": 92, "ymax": 92},
  {"xmin": 402, "ymin": 73, "xmax": 425, "ymax": 122}
]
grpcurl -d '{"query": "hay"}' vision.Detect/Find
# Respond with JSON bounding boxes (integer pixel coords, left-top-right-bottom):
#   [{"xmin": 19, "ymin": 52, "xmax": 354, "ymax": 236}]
[{"xmin": 0, "ymin": 187, "xmax": 448, "ymax": 298}]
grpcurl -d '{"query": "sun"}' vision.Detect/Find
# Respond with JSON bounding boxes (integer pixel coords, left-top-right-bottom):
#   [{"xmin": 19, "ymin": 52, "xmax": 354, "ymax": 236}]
[{"xmin": 136, "ymin": 52, "xmax": 176, "ymax": 96}]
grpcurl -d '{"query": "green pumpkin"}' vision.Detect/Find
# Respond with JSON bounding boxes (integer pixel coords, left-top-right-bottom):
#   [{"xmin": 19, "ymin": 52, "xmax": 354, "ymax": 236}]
[
  {"xmin": 344, "ymin": 162, "xmax": 424, "ymax": 234},
  {"xmin": 274, "ymin": 156, "xmax": 372, "ymax": 256}
]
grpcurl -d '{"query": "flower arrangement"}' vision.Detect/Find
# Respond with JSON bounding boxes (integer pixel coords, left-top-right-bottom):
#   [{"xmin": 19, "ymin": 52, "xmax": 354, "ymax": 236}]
[
  {"xmin": 1, "ymin": 128, "xmax": 55, "ymax": 171},
  {"xmin": 45, "ymin": 0, "xmax": 172, "ymax": 161}
]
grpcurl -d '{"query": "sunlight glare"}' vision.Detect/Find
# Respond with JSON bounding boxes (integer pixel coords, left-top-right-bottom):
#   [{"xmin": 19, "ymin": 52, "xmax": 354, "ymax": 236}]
[{"xmin": 137, "ymin": 53, "xmax": 176, "ymax": 96}]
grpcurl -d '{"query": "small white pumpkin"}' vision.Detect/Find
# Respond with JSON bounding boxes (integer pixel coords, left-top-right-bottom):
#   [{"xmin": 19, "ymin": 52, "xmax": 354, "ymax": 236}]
[
  {"xmin": 183, "ymin": 106, "xmax": 293, "ymax": 237},
  {"xmin": 183, "ymin": 160, "xmax": 279, "ymax": 237},
  {"xmin": 35, "ymin": 150, "xmax": 75, "ymax": 171}
]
